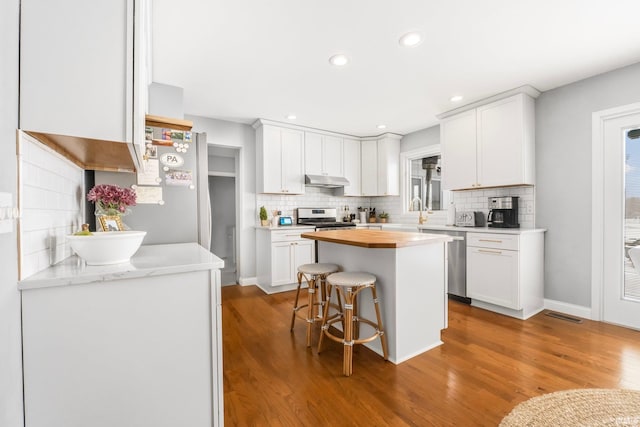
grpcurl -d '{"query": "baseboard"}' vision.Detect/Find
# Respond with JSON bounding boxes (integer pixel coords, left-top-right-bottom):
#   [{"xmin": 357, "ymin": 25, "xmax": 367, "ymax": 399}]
[
  {"xmin": 544, "ymin": 299, "xmax": 592, "ymax": 320},
  {"xmin": 238, "ymin": 276, "xmax": 257, "ymax": 286}
]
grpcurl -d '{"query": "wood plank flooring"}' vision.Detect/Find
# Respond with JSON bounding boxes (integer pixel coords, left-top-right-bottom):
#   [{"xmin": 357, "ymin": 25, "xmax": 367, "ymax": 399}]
[{"xmin": 221, "ymin": 285, "xmax": 640, "ymax": 426}]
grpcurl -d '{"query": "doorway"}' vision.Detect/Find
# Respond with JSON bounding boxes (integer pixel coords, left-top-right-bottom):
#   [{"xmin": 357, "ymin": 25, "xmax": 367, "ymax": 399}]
[
  {"xmin": 208, "ymin": 146, "xmax": 239, "ymax": 286},
  {"xmin": 593, "ymin": 103, "xmax": 640, "ymax": 329}
]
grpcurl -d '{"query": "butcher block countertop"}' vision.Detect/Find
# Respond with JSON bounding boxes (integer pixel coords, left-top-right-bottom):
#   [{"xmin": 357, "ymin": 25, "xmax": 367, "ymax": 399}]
[{"xmin": 301, "ymin": 229, "xmax": 453, "ymax": 248}]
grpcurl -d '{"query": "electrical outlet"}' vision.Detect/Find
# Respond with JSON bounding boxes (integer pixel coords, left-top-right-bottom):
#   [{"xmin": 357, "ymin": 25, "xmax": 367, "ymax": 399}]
[{"xmin": 525, "ymin": 201, "xmax": 533, "ymax": 214}]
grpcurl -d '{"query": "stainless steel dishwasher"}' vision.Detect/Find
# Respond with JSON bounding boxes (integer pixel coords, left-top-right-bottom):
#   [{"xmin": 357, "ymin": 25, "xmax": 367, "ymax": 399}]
[{"xmin": 421, "ymin": 229, "xmax": 470, "ymax": 303}]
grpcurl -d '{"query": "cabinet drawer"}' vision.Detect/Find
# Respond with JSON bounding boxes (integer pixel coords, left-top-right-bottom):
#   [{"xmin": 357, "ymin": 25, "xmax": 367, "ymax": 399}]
[
  {"xmin": 271, "ymin": 229, "xmax": 314, "ymax": 243},
  {"xmin": 467, "ymin": 233, "xmax": 519, "ymax": 250}
]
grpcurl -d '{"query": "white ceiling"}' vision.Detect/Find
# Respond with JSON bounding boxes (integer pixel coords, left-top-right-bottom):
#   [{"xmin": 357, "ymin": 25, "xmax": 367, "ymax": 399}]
[{"xmin": 152, "ymin": 0, "xmax": 640, "ymax": 137}]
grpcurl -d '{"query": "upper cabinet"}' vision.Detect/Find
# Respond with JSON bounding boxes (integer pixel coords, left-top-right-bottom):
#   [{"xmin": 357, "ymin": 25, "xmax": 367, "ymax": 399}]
[
  {"xmin": 440, "ymin": 92, "xmax": 536, "ymax": 190},
  {"xmin": 361, "ymin": 136, "xmax": 401, "ymax": 196},
  {"xmin": 377, "ymin": 136, "xmax": 401, "ymax": 196},
  {"xmin": 20, "ymin": 0, "xmax": 149, "ymax": 170},
  {"xmin": 361, "ymin": 140, "xmax": 378, "ymax": 196},
  {"xmin": 255, "ymin": 123, "xmax": 305, "ymax": 194},
  {"xmin": 254, "ymin": 120, "xmax": 400, "ymax": 196},
  {"xmin": 342, "ymin": 138, "xmax": 362, "ymax": 196},
  {"xmin": 304, "ymin": 132, "xmax": 344, "ymax": 177}
]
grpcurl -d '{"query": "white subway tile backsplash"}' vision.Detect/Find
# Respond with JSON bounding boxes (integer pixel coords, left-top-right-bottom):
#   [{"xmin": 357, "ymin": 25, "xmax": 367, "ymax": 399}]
[{"xmin": 19, "ymin": 133, "xmax": 84, "ymax": 279}]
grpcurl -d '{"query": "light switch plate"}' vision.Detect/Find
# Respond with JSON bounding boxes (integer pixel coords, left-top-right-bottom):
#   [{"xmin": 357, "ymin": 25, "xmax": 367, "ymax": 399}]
[{"xmin": 0, "ymin": 192, "xmax": 14, "ymax": 234}]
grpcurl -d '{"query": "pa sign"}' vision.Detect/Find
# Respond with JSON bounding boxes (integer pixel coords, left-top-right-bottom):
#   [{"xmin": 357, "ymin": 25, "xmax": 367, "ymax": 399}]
[{"xmin": 160, "ymin": 152, "xmax": 185, "ymax": 168}]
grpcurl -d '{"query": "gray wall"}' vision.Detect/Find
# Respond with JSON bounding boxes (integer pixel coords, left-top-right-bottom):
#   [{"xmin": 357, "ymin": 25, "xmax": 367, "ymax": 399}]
[
  {"xmin": 148, "ymin": 82, "xmax": 184, "ymax": 119},
  {"xmin": 400, "ymin": 124, "xmax": 440, "ymax": 153},
  {"xmin": 187, "ymin": 115, "xmax": 257, "ymax": 282},
  {"xmin": 0, "ymin": 0, "xmax": 24, "ymax": 424},
  {"xmin": 537, "ymin": 61, "xmax": 640, "ymax": 307}
]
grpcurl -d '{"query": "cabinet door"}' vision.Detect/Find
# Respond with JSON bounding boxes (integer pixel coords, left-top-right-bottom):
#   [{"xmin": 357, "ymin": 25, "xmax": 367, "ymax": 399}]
[
  {"xmin": 322, "ymin": 135, "xmax": 344, "ymax": 177},
  {"xmin": 377, "ymin": 137, "xmax": 400, "ymax": 196},
  {"xmin": 441, "ymin": 109, "xmax": 477, "ymax": 190},
  {"xmin": 281, "ymin": 128, "xmax": 305, "ymax": 194},
  {"xmin": 467, "ymin": 246, "xmax": 520, "ymax": 309},
  {"xmin": 304, "ymin": 132, "xmax": 323, "ymax": 175},
  {"xmin": 261, "ymin": 126, "xmax": 284, "ymax": 193},
  {"xmin": 293, "ymin": 240, "xmax": 315, "ymax": 272},
  {"xmin": 361, "ymin": 140, "xmax": 378, "ymax": 196},
  {"xmin": 343, "ymin": 139, "xmax": 361, "ymax": 196},
  {"xmin": 271, "ymin": 242, "xmax": 294, "ymax": 286},
  {"xmin": 477, "ymin": 95, "xmax": 525, "ymax": 187},
  {"xmin": 20, "ymin": 0, "xmax": 130, "ymax": 143}
]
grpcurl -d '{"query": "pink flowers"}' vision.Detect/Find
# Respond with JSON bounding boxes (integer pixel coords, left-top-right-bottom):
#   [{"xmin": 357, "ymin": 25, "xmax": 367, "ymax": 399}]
[{"xmin": 87, "ymin": 184, "xmax": 137, "ymax": 214}]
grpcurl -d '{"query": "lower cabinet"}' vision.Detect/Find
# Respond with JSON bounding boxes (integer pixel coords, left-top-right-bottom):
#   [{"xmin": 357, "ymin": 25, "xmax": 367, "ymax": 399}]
[
  {"xmin": 256, "ymin": 227, "xmax": 315, "ymax": 293},
  {"xmin": 21, "ymin": 268, "xmax": 223, "ymax": 427},
  {"xmin": 466, "ymin": 232, "xmax": 544, "ymax": 319}
]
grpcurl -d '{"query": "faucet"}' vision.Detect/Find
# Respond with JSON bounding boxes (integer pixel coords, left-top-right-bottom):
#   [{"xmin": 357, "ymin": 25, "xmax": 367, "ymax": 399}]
[{"xmin": 411, "ymin": 197, "xmax": 426, "ymax": 224}]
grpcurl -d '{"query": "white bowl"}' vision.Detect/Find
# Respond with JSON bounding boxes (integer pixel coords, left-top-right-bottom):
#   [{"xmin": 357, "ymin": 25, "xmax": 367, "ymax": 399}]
[{"xmin": 67, "ymin": 231, "xmax": 147, "ymax": 265}]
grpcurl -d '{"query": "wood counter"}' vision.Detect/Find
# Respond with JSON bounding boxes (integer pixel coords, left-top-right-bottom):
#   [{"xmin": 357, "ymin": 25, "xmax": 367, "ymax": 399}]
[{"xmin": 301, "ymin": 229, "xmax": 452, "ymax": 248}]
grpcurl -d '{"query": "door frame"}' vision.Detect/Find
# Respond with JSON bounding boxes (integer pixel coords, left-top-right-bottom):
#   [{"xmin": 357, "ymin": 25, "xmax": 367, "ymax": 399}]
[
  {"xmin": 591, "ymin": 101, "xmax": 640, "ymax": 321},
  {"xmin": 207, "ymin": 144, "xmax": 241, "ymax": 284}
]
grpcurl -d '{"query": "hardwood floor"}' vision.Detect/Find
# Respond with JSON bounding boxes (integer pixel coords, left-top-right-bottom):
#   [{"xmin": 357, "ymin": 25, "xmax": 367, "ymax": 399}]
[{"xmin": 221, "ymin": 285, "xmax": 640, "ymax": 426}]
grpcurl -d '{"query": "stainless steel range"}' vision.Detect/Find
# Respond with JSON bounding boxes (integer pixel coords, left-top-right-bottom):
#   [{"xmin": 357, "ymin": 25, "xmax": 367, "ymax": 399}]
[{"xmin": 297, "ymin": 208, "xmax": 356, "ymax": 230}]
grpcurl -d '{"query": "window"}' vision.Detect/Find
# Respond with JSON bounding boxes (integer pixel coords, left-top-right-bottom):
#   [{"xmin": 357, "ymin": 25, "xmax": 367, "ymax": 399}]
[{"xmin": 401, "ymin": 145, "xmax": 450, "ymax": 213}]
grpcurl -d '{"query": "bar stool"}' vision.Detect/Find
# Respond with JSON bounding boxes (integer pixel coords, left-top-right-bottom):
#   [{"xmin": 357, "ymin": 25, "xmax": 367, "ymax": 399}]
[
  {"xmin": 290, "ymin": 263, "xmax": 339, "ymax": 347},
  {"xmin": 318, "ymin": 271, "xmax": 389, "ymax": 376}
]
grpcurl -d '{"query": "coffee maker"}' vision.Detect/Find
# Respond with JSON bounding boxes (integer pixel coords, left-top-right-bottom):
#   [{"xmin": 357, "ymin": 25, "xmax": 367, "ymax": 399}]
[{"xmin": 487, "ymin": 196, "xmax": 519, "ymax": 228}]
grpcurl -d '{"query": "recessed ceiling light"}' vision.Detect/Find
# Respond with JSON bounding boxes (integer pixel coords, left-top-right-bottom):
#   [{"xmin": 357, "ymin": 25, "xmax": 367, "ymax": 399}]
[
  {"xmin": 377, "ymin": 124, "xmax": 387, "ymax": 130},
  {"xmin": 286, "ymin": 114, "xmax": 296, "ymax": 120},
  {"xmin": 329, "ymin": 54, "xmax": 349, "ymax": 66},
  {"xmin": 399, "ymin": 31, "xmax": 423, "ymax": 47},
  {"xmin": 450, "ymin": 95, "xmax": 464, "ymax": 102}
]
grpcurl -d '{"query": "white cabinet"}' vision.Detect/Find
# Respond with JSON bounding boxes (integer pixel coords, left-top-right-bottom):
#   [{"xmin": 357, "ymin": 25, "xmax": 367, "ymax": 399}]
[
  {"xmin": 305, "ymin": 132, "xmax": 343, "ymax": 177},
  {"xmin": 441, "ymin": 110, "xmax": 477, "ymax": 191},
  {"xmin": 466, "ymin": 232, "xmax": 544, "ymax": 319},
  {"xmin": 441, "ymin": 93, "xmax": 535, "ymax": 190},
  {"xmin": 342, "ymin": 138, "xmax": 361, "ymax": 196},
  {"xmin": 20, "ymin": 244, "xmax": 224, "ymax": 427},
  {"xmin": 256, "ymin": 228, "xmax": 316, "ymax": 293},
  {"xmin": 255, "ymin": 124, "xmax": 305, "ymax": 194},
  {"xmin": 361, "ymin": 139, "xmax": 378, "ymax": 196},
  {"xmin": 20, "ymin": 0, "xmax": 148, "ymax": 167},
  {"xmin": 377, "ymin": 136, "xmax": 400, "ymax": 196},
  {"xmin": 360, "ymin": 135, "xmax": 401, "ymax": 196}
]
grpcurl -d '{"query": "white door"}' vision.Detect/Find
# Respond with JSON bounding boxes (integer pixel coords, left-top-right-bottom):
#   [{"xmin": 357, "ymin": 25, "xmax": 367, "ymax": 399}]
[
  {"xmin": 271, "ymin": 242, "xmax": 293, "ymax": 286},
  {"xmin": 600, "ymin": 107, "xmax": 640, "ymax": 329},
  {"xmin": 281, "ymin": 128, "xmax": 304, "ymax": 194},
  {"xmin": 477, "ymin": 95, "xmax": 524, "ymax": 187},
  {"xmin": 361, "ymin": 140, "xmax": 378, "ymax": 196},
  {"xmin": 440, "ymin": 109, "xmax": 477, "ymax": 190}
]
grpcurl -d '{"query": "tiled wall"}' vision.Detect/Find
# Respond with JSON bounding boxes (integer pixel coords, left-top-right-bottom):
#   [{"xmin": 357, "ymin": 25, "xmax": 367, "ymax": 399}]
[
  {"xmin": 256, "ymin": 185, "xmax": 535, "ymax": 228},
  {"xmin": 256, "ymin": 187, "xmax": 371, "ymax": 224},
  {"xmin": 18, "ymin": 133, "xmax": 84, "ymax": 279},
  {"xmin": 451, "ymin": 186, "xmax": 535, "ymax": 228}
]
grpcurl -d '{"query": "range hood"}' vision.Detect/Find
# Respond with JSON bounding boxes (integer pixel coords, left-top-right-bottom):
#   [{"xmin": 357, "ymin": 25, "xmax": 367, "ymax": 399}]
[{"xmin": 305, "ymin": 174, "xmax": 350, "ymax": 188}]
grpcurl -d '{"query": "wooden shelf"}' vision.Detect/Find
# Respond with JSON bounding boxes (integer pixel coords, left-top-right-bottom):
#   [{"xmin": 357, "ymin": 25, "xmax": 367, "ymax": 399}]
[{"xmin": 145, "ymin": 114, "xmax": 193, "ymax": 131}]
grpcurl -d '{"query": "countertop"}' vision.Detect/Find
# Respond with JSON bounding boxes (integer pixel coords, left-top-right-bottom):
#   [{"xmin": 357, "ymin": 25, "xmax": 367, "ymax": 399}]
[
  {"xmin": 255, "ymin": 225, "xmax": 316, "ymax": 231},
  {"xmin": 358, "ymin": 223, "xmax": 546, "ymax": 234},
  {"xmin": 18, "ymin": 243, "xmax": 224, "ymax": 290},
  {"xmin": 301, "ymin": 229, "xmax": 453, "ymax": 248}
]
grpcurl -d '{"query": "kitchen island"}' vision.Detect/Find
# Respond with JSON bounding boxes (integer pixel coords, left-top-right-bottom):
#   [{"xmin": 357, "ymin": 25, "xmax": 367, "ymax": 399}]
[
  {"xmin": 18, "ymin": 243, "xmax": 224, "ymax": 427},
  {"xmin": 301, "ymin": 229, "xmax": 453, "ymax": 363}
]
